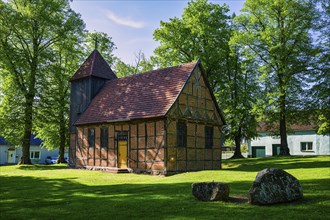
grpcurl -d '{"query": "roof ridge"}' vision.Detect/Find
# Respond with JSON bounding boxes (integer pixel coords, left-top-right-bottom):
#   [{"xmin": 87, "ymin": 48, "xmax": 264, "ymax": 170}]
[
  {"xmin": 139, "ymin": 61, "xmax": 197, "ymax": 75},
  {"xmin": 115, "ymin": 61, "xmax": 198, "ymax": 80}
]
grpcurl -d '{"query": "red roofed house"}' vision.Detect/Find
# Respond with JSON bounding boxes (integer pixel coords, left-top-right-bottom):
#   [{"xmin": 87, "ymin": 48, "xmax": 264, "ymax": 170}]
[{"xmin": 69, "ymin": 50, "xmax": 225, "ymax": 175}]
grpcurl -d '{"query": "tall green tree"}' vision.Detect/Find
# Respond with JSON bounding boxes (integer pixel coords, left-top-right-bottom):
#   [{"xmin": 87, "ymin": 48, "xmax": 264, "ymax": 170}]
[
  {"xmin": 153, "ymin": 0, "xmax": 230, "ymax": 86},
  {"xmin": 0, "ymin": 0, "xmax": 84, "ymax": 164},
  {"xmin": 310, "ymin": 0, "xmax": 330, "ymax": 134},
  {"xmin": 153, "ymin": 0, "xmax": 259, "ymax": 156},
  {"xmin": 233, "ymin": 0, "xmax": 318, "ymax": 155},
  {"xmin": 35, "ymin": 28, "xmax": 84, "ymax": 164},
  {"xmin": 0, "ymin": 70, "xmax": 25, "ymax": 146},
  {"xmin": 222, "ymin": 46, "xmax": 260, "ymax": 158}
]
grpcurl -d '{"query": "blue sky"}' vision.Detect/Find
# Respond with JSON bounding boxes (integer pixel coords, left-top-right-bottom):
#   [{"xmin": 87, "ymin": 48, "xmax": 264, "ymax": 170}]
[{"xmin": 70, "ymin": 0, "xmax": 245, "ymax": 64}]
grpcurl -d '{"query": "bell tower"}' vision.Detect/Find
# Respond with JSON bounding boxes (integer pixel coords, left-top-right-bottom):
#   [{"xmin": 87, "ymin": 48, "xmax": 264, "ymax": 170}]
[{"xmin": 69, "ymin": 50, "xmax": 117, "ymax": 166}]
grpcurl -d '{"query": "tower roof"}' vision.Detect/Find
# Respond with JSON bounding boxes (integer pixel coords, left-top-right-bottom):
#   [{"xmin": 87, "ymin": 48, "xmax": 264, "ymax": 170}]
[{"xmin": 70, "ymin": 50, "xmax": 117, "ymax": 81}]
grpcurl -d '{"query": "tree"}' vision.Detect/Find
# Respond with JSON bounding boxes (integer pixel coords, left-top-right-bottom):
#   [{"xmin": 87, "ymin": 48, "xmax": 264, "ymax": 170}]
[
  {"xmin": 0, "ymin": 71, "xmax": 25, "ymax": 146},
  {"xmin": 233, "ymin": 0, "xmax": 318, "ymax": 155},
  {"xmin": 83, "ymin": 31, "xmax": 117, "ymax": 65},
  {"xmin": 222, "ymin": 46, "xmax": 260, "ymax": 158},
  {"xmin": 35, "ymin": 27, "xmax": 84, "ymax": 164},
  {"xmin": 113, "ymin": 59, "xmax": 136, "ymax": 77},
  {"xmin": 114, "ymin": 50, "xmax": 154, "ymax": 77},
  {"xmin": 0, "ymin": 0, "xmax": 84, "ymax": 164},
  {"xmin": 153, "ymin": 0, "xmax": 230, "ymax": 86},
  {"xmin": 153, "ymin": 0, "xmax": 259, "ymax": 157},
  {"xmin": 132, "ymin": 50, "xmax": 154, "ymax": 74},
  {"xmin": 309, "ymin": 0, "xmax": 330, "ymax": 134}
]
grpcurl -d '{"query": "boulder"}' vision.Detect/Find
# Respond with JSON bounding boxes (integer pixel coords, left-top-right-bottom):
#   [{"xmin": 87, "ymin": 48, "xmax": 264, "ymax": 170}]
[
  {"xmin": 192, "ymin": 182, "xmax": 229, "ymax": 202},
  {"xmin": 248, "ymin": 168, "xmax": 303, "ymax": 205}
]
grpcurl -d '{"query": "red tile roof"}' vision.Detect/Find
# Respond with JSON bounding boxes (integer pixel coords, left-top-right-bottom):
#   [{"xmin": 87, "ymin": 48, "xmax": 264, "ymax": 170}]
[
  {"xmin": 74, "ymin": 62, "xmax": 198, "ymax": 125},
  {"xmin": 70, "ymin": 50, "xmax": 117, "ymax": 81}
]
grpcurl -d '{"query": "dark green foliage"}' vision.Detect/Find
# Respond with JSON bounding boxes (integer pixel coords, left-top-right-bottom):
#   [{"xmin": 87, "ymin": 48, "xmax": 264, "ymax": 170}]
[
  {"xmin": 0, "ymin": 0, "xmax": 85, "ymax": 163},
  {"xmin": 309, "ymin": 0, "xmax": 330, "ymax": 134},
  {"xmin": 153, "ymin": 0, "xmax": 231, "ymax": 84},
  {"xmin": 153, "ymin": 0, "xmax": 259, "ymax": 157},
  {"xmin": 35, "ymin": 30, "xmax": 85, "ymax": 163},
  {"xmin": 233, "ymin": 0, "xmax": 319, "ymax": 155}
]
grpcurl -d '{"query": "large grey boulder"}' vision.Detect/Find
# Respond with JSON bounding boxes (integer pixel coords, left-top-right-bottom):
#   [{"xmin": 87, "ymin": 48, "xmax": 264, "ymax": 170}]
[
  {"xmin": 192, "ymin": 182, "xmax": 229, "ymax": 202},
  {"xmin": 248, "ymin": 168, "xmax": 303, "ymax": 205}
]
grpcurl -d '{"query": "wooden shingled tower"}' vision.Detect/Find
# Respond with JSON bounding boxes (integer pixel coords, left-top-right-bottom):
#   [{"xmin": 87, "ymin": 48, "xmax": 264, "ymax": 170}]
[
  {"xmin": 69, "ymin": 50, "xmax": 226, "ymax": 175},
  {"xmin": 69, "ymin": 50, "xmax": 117, "ymax": 133}
]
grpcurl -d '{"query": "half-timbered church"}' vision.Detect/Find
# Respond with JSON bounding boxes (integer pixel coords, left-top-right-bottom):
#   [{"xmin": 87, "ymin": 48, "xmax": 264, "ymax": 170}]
[{"xmin": 69, "ymin": 50, "xmax": 226, "ymax": 175}]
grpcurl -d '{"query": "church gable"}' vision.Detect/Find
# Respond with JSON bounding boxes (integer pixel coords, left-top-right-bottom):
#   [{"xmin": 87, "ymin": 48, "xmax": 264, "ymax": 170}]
[{"xmin": 167, "ymin": 62, "xmax": 225, "ymax": 125}]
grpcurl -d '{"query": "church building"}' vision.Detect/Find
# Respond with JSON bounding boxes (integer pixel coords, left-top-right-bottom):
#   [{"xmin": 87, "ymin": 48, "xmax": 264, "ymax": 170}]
[{"xmin": 69, "ymin": 50, "xmax": 226, "ymax": 175}]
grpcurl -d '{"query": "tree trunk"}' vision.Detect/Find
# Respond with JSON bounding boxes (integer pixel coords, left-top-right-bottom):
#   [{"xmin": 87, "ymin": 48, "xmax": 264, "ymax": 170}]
[
  {"xmin": 57, "ymin": 116, "xmax": 67, "ymax": 163},
  {"xmin": 230, "ymin": 127, "xmax": 245, "ymax": 159},
  {"xmin": 279, "ymin": 113, "xmax": 290, "ymax": 155},
  {"xmin": 278, "ymin": 83, "xmax": 290, "ymax": 156},
  {"xmin": 19, "ymin": 97, "xmax": 33, "ymax": 165},
  {"xmin": 19, "ymin": 45, "xmax": 38, "ymax": 164},
  {"xmin": 57, "ymin": 142, "xmax": 66, "ymax": 163}
]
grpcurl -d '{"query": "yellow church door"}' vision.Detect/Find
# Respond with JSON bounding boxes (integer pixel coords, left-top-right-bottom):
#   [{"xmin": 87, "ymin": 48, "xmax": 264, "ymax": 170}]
[{"xmin": 118, "ymin": 140, "xmax": 128, "ymax": 168}]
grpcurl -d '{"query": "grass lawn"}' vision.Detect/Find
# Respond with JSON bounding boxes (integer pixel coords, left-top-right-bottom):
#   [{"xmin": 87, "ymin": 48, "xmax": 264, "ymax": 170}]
[{"xmin": 1, "ymin": 156, "xmax": 329, "ymax": 220}]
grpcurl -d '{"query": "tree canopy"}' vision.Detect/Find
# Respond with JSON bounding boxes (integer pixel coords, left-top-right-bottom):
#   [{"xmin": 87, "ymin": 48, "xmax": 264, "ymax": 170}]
[
  {"xmin": 0, "ymin": 0, "xmax": 328, "ymax": 164},
  {"xmin": 232, "ymin": 0, "xmax": 318, "ymax": 155},
  {"xmin": 0, "ymin": 0, "xmax": 85, "ymax": 163},
  {"xmin": 309, "ymin": 0, "xmax": 330, "ymax": 134},
  {"xmin": 35, "ymin": 25, "xmax": 85, "ymax": 163},
  {"xmin": 153, "ymin": 0, "xmax": 231, "ymax": 85},
  {"xmin": 153, "ymin": 0, "xmax": 259, "ymax": 156}
]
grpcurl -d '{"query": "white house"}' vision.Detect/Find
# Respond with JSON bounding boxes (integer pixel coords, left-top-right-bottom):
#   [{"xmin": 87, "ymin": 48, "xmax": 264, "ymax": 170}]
[
  {"xmin": 0, "ymin": 135, "xmax": 60, "ymax": 165},
  {"xmin": 248, "ymin": 123, "xmax": 330, "ymax": 158}
]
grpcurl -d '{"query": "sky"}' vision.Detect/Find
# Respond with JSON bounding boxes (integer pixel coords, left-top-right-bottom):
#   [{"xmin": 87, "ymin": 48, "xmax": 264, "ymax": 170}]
[{"xmin": 70, "ymin": 0, "xmax": 246, "ymax": 64}]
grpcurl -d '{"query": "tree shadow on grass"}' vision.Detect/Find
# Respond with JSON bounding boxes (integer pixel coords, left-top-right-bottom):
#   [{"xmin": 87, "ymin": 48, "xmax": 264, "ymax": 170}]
[
  {"xmin": 223, "ymin": 156, "xmax": 330, "ymax": 172},
  {"xmin": 18, "ymin": 164, "xmax": 69, "ymax": 171},
  {"xmin": 1, "ymin": 175, "xmax": 329, "ymax": 220}
]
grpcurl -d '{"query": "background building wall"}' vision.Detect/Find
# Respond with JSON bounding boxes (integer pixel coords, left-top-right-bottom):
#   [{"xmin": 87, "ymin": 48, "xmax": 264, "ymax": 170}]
[{"xmin": 249, "ymin": 131, "xmax": 330, "ymax": 157}]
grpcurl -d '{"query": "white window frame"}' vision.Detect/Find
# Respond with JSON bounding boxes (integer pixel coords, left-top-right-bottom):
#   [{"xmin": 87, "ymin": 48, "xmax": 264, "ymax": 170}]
[
  {"xmin": 30, "ymin": 151, "xmax": 41, "ymax": 159},
  {"xmin": 301, "ymin": 142, "xmax": 313, "ymax": 152}
]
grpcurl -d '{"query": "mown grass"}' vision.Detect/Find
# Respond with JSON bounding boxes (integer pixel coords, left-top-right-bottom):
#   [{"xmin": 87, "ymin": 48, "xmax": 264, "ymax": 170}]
[{"xmin": 0, "ymin": 156, "xmax": 329, "ymax": 220}]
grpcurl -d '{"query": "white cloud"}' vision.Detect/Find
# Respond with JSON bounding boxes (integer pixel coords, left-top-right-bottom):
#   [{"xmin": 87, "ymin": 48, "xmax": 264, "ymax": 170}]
[{"xmin": 106, "ymin": 10, "xmax": 145, "ymax": 29}]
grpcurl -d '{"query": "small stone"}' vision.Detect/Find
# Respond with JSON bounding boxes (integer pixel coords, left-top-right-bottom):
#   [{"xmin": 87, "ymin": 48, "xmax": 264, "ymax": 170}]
[
  {"xmin": 248, "ymin": 168, "xmax": 303, "ymax": 205},
  {"xmin": 192, "ymin": 182, "xmax": 229, "ymax": 202}
]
